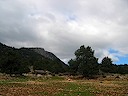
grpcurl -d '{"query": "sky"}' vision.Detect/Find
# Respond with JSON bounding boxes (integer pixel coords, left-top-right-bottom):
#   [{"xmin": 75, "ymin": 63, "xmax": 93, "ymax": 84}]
[{"xmin": 0, "ymin": 0, "xmax": 128, "ymax": 64}]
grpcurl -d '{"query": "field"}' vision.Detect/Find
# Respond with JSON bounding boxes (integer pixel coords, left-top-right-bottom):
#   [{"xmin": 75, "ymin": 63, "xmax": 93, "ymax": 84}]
[{"xmin": 0, "ymin": 74, "xmax": 128, "ymax": 96}]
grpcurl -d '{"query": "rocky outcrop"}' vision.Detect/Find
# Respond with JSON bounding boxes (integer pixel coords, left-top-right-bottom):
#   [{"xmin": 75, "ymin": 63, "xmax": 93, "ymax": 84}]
[{"xmin": 30, "ymin": 48, "xmax": 57, "ymax": 60}]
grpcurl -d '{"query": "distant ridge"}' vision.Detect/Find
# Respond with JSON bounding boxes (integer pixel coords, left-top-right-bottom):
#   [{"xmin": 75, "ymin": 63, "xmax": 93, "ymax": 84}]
[{"xmin": 0, "ymin": 42, "xmax": 69, "ymax": 73}]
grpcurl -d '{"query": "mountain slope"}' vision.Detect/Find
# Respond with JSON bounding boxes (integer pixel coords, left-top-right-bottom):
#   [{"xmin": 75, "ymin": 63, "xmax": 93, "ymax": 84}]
[{"xmin": 0, "ymin": 42, "xmax": 69, "ymax": 73}]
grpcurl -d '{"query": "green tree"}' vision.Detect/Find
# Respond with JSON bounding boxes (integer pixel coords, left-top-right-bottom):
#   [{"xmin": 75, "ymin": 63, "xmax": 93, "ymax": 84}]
[
  {"xmin": 0, "ymin": 50, "xmax": 29, "ymax": 76},
  {"xmin": 117, "ymin": 64, "xmax": 128, "ymax": 74},
  {"xmin": 69, "ymin": 45, "xmax": 99, "ymax": 77},
  {"xmin": 100, "ymin": 57, "xmax": 114, "ymax": 73},
  {"xmin": 68, "ymin": 59, "xmax": 78, "ymax": 75}
]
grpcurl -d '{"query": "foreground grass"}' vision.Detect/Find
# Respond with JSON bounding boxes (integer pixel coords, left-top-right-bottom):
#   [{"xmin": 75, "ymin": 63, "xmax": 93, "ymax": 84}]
[
  {"xmin": 56, "ymin": 82, "xmax": 93, "ymax": 96},
  {"xmin": 0, "ymin": 75, "xmax": 127, "ymax": 96}
]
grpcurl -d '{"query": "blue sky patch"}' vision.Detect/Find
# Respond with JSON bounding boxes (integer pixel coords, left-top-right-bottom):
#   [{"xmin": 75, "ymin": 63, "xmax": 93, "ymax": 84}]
[
  {"xmin": 114, "ymin": 54, "xmax": 128, "ymax": 64},
  {"xmin": 109, "ymin": 49, "xmax": 128, "ymax": 64},
  {"xmin": 109, "ymin": 48, "xmax": 119, "ymax": 54}
]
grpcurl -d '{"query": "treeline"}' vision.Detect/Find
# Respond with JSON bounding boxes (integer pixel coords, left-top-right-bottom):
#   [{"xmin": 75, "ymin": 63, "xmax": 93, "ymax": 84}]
[
  {"xmin": 68, "ymin": 45, "xmax": 128, "ymax": 77},
  {"xmin": 0, "ymin": 42, "xmax": 128, "ymax": 77},
  {"xmin": 0, "ymin": 42, "xmax": 69, "ymax": 76}
]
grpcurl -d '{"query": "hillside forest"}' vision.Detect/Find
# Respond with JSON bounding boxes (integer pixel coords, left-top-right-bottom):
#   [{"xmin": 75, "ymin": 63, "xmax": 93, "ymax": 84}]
[{"xmin": 0, "ymin": 42, "xmax": 128, "ymax": 77}]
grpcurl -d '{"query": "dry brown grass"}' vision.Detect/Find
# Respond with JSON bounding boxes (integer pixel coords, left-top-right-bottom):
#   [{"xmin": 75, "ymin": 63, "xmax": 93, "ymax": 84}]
[{"xmin": 0, "ymin": 74, "xmax": 127, "ymax": 96}]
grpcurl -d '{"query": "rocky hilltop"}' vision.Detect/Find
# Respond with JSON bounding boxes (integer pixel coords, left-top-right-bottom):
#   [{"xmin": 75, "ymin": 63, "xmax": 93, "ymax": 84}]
[{"xmin": 31, "ymin": 48, "xmax": 57, "ymax": 60}]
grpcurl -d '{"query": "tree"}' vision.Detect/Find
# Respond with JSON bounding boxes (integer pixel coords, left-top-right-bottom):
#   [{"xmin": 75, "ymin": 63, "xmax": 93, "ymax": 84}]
[
  {"xmin": 68, "ymin": 59, "xmax": 78, "ymax": 75},
  {"xmin": 117, "ymin": 64, "xmax": 128, "ymax": 74},
  {"xmin": 0, "ymin": 50, "xmax": 29, "ymax": 76},
  {"xmin": 69, "ymin": 45, "xmax": 99, "ymax": 77},
  {"xmin": 100, "ymin": 57, "xmax": 115, "ymax": 73}
]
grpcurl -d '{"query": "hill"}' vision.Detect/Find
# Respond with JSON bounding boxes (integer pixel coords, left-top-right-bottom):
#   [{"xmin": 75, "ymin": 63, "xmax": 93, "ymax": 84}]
[{"xmin": 0, "ymin": 42, "xmax": 69, "ymax": 74}]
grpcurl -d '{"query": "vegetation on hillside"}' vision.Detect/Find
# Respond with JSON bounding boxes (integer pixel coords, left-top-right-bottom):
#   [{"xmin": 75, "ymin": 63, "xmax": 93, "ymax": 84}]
[
  {"xmin": 0, "ymin": 42, "xmax": 69, "ymax": 76},
  {"xmin": 0, "ymin": 42, "xmax": 128, "ymax": 77}
]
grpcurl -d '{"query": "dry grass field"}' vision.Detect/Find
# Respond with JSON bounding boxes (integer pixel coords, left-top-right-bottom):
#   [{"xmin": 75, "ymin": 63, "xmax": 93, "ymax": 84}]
[{"xmin": 0, "ymin": 74, "xmax": 128, "ymax": 96}]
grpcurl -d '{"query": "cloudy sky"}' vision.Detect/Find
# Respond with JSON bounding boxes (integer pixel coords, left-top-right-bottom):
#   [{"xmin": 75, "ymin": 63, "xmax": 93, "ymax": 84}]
[{"xmin": 0, "ymin": 0, "xmax": 128, "ymax": 64}]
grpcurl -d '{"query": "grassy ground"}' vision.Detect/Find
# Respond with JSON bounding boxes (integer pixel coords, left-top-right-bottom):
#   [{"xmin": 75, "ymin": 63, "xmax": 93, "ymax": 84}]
[{"xmin": 0, "ymin": 75, "xmax": 127, "ymax": 96}]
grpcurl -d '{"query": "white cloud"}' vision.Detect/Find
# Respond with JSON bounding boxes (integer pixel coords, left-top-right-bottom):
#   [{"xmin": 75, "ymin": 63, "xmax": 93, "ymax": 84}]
[{"xmin": 0, "ymin": 0, "xmax": 128, "ymax": 64}]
